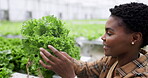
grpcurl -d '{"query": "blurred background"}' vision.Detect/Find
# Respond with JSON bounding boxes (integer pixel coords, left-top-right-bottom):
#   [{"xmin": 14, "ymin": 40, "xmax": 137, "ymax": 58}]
[{"xmin": 0, "ymin": 0, "xmax": 148, "ymax": 21}]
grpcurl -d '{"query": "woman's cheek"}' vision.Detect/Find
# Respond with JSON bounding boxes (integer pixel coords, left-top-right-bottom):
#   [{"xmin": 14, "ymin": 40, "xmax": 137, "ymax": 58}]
[
  {"xmin": 106, "ymin": 36, "xmax": 120, "ymax": 53},
  {"xmin": 106, "ymin": 36, "xmax": 116, "ymax": 45}
]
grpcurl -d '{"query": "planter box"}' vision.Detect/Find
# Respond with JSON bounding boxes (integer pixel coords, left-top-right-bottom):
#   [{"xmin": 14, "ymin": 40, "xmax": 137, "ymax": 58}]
[
  {"xmin": 11, "ymin": 73, "xmax": 61, "ymax": 78},
  {"xmin": 11, "ymin": 72, "xmax": 39, "ymax": 78}
]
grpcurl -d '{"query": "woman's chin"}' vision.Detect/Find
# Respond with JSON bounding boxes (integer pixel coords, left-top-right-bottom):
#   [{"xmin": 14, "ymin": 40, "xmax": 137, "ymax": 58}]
[
  {"xmin": 104, "ymin": 50, "xmax": 114, "ymax": 56},
  {"xmin": 104, "ymin": 51, "xmax": 118, "ymax": 57},
  {"xmin": 104, "ymin": 51, "xmax": 111, "ymax": 56}
]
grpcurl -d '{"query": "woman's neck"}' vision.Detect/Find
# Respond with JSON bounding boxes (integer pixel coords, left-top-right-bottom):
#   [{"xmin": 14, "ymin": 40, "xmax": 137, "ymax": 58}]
[{"xmin": 116, "ymin": 50, "xmax": 139, "ymax": 68}]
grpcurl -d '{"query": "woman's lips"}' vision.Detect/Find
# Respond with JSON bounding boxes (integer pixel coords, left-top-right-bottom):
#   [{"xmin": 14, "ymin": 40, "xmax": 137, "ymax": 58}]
[{"xmin": 103, "ymin": 44, "xmax": 110, "ymax": 50}]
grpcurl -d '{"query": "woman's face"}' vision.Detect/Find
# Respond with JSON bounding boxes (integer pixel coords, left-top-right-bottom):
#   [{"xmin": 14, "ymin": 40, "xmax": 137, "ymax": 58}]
[{"xmin": 101, "ymin": 16, "xmax": 133, "ymax": 57}]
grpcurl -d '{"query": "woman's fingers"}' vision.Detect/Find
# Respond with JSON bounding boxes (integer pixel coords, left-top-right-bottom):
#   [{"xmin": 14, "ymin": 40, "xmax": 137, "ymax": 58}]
[
  {"xmin": 39, "ymin": 60, "xmax": 52, "ymax": 70},
  {"xmin": 48, "ymin": 45, "xmax": 66, "ymax": 59},
  {"xmin": 61, "ymin": 52, "xmax": 73, "ymax": 61},
  {"xmin": 40, "ymin": 48, "xmax": 59, "ymax": 62},
  {"xmin": 40, "ymin": 51, "xmax": 54, "ymax": 65},
  {"xmin": 39, "ymin": 46, "xmax": 76, "ymax": 78}
]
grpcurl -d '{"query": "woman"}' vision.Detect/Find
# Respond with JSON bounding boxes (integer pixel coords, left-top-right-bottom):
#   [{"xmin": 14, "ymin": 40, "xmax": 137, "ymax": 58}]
[{"xmin": 39, "ymin": 2, "xmax": 148, "ymax": 78}]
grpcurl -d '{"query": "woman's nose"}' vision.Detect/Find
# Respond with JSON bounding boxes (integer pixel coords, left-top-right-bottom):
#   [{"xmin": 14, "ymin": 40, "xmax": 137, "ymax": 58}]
[{"xmin": 101, "ymin": 34, "xmax": 106, "ymax": 41}]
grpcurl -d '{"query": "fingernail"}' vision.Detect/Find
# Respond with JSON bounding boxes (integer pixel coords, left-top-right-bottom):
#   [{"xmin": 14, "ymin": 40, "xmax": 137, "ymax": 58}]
[
  {"xmin": 48, "ymin": 45, "xmax": 51, "ymax": 47},
  {"xmin": 40, "ymin": 52, "xmax": 43, "ymax": 54},
  {"xmin": 40, "ymin": 48, "xmax": 43, "ymax": 50},
  {"xmin": 39, "ymin": 60, "xmax": 42, "ymax": 64}
]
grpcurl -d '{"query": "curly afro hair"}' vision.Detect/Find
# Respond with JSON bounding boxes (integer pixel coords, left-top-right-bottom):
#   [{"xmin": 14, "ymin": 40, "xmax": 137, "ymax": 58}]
[{"xmin": 109, "ymin": 2, "xmax": 148, "ymax": 48}]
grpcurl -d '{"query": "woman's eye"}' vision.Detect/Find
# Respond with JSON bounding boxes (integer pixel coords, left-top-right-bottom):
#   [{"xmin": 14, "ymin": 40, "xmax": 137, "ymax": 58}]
[{"xmin": 107, "ymin": 32, "xmax": 112, "ymax": 36}]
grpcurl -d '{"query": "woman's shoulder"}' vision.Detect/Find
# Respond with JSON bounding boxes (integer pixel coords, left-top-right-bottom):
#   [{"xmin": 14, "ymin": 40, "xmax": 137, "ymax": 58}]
[{"xmin": 124, "ymin": 67, "xmax": 148, "ymax": 78}]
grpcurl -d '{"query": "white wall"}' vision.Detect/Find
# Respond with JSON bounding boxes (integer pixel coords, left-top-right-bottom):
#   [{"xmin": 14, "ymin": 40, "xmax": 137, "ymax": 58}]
[{"xmin": 0, "ymin": 0, "xmax": 148, "ymax": 21}]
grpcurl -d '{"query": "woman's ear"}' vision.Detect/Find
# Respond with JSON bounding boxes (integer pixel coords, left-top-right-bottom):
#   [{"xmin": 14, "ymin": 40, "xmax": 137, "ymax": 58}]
[{"xmin": 131, "ymin": 32, "xmax": 143, "ymax": 45}]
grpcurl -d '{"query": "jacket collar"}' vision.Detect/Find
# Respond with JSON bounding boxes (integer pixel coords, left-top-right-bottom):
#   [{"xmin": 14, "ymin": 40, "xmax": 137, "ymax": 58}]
[{"xmin": 116, "ymin": 52, "xmax": 148, "ymax": 77}]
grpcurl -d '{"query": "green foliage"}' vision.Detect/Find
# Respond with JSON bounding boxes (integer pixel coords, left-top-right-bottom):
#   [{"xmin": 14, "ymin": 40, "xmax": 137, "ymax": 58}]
[
  {"xmin": 0, "ymin": 49, "xmax": 12, "ymax": 78},
  {"xmin": 0, "ymin": 67, "xmax": 12, "ymax": 78},
  {"xmin": 0, "ymin": 21, "xmax": 22, "ymax": 35},
  {"xmin": 0, "ymin": 20, "xmax": 105, "ymax": 40},
  {"xmin": 64, "ymin": 20, "xmax": 105, "ymax": 40},
  {"xmin": 21, "ymin": 15, "xmax": 80, "ymax": 78},
  {"xmin": 0, "ymin": 37, "xmax": 24, "ymax": 77}
]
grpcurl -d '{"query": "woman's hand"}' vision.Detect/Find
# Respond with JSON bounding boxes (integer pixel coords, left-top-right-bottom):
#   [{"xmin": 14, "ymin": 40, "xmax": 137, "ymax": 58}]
[{"xmin": 39, "ymin": 45, "xmax": 76, "ymax": 78}]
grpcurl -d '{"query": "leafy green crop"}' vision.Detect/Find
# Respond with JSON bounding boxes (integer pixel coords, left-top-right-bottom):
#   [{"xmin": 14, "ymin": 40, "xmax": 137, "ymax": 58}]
[
  {"xmin": 0, "ymin": 67, "xmax": 12, "ymax": 78},
  {"xmin": 21, "ymin": 15, "xmax": 80, "ymax": 78},
  {"xmin": 0, "ymin": 15, "xmax": 80, "ymax": 78},
  {"xmin": 0, "ymin": 37, "xmax": 23, "ymax": 78}
]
